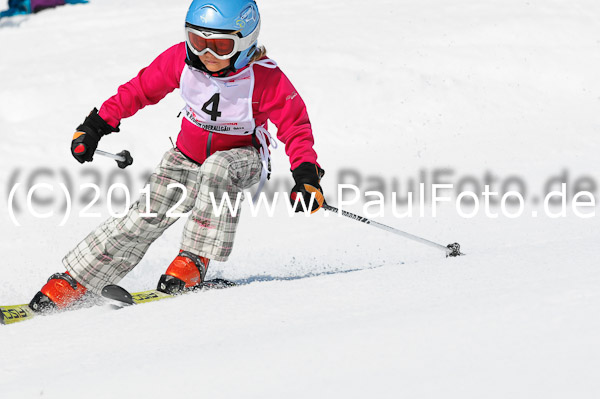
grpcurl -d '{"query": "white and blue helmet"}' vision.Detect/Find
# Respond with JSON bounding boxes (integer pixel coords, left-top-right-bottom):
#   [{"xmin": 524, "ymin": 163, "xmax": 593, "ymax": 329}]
[{"xmin": 185, "ymin": 0, "xmax": 261, "ymax": 73}]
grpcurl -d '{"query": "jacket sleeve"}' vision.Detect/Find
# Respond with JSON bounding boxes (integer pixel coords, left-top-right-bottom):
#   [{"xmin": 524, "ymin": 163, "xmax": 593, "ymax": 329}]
[
  {"xmin": 257, "ymin": 67, "xmax": 319, "ymax": 170},
  {"xmin": 98, "ymin": 43, "xmax": 187, "ymax": 128}
]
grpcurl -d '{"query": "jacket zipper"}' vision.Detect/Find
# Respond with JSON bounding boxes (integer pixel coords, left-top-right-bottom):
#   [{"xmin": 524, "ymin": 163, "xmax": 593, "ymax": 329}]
[{"xmin": 206, "ymin": 132, "xmax": 213, "ymax": 159}]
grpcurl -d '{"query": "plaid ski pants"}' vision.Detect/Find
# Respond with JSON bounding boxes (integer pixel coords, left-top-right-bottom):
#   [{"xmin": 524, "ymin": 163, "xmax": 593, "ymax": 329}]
[{"xmin": 63, "ymin": 147, "xmax": 262, "ymax": 294}]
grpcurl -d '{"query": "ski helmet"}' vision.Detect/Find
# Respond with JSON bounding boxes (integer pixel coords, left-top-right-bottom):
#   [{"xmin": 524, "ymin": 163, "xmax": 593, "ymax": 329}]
[{"xmin": 184, "ymin": 0, "xmax": 261, "ymax": 74}]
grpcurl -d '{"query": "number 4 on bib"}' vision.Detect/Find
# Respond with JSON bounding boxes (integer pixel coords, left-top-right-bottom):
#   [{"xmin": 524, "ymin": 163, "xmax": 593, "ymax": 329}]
[{"xmin": 201, "ymin": 93, "xmax": 222, "ymax": 121}]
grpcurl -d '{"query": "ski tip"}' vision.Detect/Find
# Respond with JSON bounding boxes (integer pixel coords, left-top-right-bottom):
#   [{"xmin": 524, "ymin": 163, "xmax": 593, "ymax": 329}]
[{"xmin": 101, "ymin": 284, "xmax": 135, "ymax": 305}]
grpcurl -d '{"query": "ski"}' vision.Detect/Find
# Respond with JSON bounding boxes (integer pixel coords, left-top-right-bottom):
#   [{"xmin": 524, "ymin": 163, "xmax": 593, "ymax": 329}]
[
  {"xmin": 0, "ymin": 304, "xmax": 36, "ymax": 325},
  {"xmin": 1, "ymin": 279, "xmax": 236, "ymax": 325},
  {"xmin": 101, "ymin": 278, "xmax": 236, "ymax": 306}
]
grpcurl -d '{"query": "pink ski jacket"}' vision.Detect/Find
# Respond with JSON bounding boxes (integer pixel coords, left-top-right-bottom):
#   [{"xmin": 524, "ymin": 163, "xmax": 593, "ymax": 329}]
[{"xmin": 97, "ymin": 43, "xmax": 318, "ymax": 170}]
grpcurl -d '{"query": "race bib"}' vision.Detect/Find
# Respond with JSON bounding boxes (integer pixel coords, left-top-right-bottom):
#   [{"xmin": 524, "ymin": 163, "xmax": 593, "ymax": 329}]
[{"xmin": 180, "ymin": 60, "xmax": 277, "ymax": 136}]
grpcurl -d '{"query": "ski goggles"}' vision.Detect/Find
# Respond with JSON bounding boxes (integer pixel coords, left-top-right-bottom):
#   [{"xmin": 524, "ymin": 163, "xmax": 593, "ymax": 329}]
[{"xmin": 185, "ymin": 22, "xmax": 260, "ymax": 60}]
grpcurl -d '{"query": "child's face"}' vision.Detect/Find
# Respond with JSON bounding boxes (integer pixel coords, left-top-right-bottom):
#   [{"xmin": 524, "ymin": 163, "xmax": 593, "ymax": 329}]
[{"xmin": 200, "ymin": 52, "xmax": 231, "ymax": 72}]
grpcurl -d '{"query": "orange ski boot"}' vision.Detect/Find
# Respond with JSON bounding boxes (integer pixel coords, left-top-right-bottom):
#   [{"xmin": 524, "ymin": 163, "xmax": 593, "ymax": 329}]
[
  {"xmin": 29, "ymin": 272, "xmax": 88, "ymax": 313},
  {"xmin": 157, "ymin": 251, "xmax": 210, "ymax": 295}
]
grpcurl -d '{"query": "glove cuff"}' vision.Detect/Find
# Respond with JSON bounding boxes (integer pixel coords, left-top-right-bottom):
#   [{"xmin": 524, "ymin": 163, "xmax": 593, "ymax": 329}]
[
  {"xmin": 83, "ymin": 108, "xmax": 120, "ymax": 137},
  {"xmin": 292, "ymin": 162, "xmax": 324, "ymax": 184}
]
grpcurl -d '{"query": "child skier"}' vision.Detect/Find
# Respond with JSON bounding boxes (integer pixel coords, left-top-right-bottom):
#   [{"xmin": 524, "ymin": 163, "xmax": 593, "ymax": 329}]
[{"xmin": 29, "ymin": 0, "xmax": 325, "ymax": 312}]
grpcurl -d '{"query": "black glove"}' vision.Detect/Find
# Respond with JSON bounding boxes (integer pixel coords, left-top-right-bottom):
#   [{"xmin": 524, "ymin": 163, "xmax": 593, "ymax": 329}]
[
  {"xmin": 290, "ymin": 162, "xmax": 325, "ymax": 213},
  {"xmin": 71, "ymin": 108, "xmax": 119, "ymax": 163}
]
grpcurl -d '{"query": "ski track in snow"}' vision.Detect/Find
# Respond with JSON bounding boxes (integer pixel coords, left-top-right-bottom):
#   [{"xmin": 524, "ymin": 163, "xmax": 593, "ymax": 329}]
[{"xmin": 1, "ymin": 0, "xmax": 600, "ymax": 398}]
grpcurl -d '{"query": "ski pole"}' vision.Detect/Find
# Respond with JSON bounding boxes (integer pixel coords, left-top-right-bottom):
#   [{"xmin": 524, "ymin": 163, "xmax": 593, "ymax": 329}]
[
  {"xmin": 96, "ymin": 149, "xmax": 134, "ymax": 169},
  {"xmin": 322, "ymin": 203, "xmax": 463, "ymax": 257}
]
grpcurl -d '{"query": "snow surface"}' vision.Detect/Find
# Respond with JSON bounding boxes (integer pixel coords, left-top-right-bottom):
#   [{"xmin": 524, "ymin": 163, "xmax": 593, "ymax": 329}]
[{"xmin": 1, "ymin": 0, "xmax": 600, "ymax": 398}]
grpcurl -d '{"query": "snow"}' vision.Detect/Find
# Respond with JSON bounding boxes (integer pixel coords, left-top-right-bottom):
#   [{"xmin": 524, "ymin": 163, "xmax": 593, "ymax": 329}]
[{"xmin": 1, "ymin": 0, "xmax": 600, "ymax": 397}]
